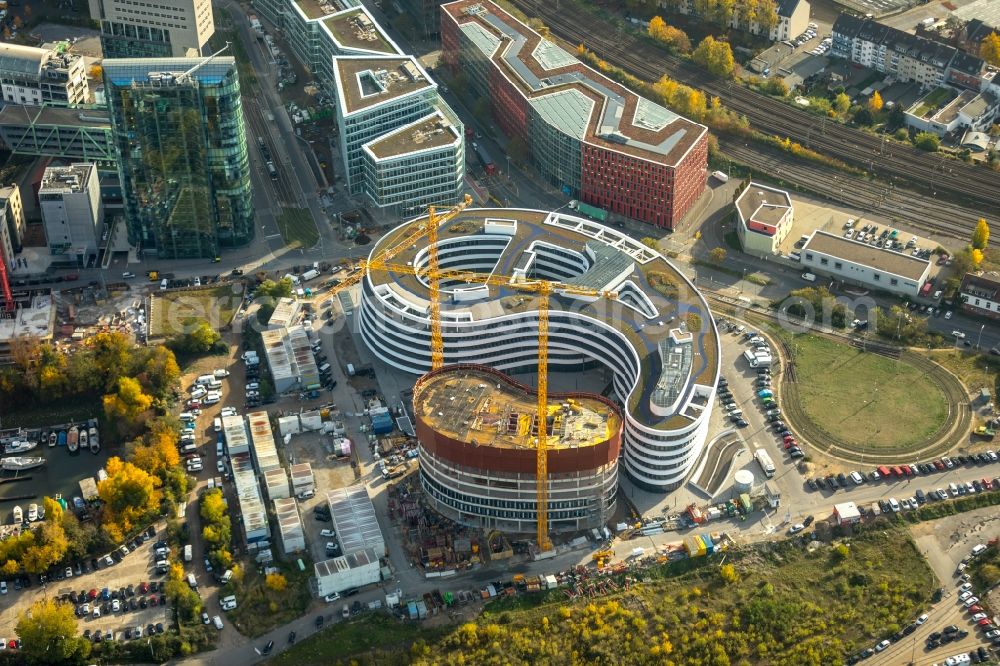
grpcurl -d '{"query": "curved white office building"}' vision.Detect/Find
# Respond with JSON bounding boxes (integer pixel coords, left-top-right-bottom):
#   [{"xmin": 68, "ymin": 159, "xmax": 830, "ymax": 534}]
[{"xmin": 358, "ymin": 207, "xmax": 721, "ymax": 491}]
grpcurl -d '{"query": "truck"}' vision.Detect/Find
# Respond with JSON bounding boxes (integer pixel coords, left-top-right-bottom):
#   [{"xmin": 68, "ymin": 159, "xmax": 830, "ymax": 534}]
[
  {"xmin": 974, "ymin": 425, "xmax": 996, "ymax": 439},
  {"xmin": 301, "ymin": 269, "xmax": 320, "ymax": 282},
  {"xmin": 754, "ymin": 448, "xmax": 775, "ymax": 478},
  {"xmin": 711, "ymin": 170, "xmax": 729, "ymax": 183},
  {"xmin": 568, "ymin": 199, "xmax": 609, "ymax": 223},
  {"xmin": 249, "ymin": 14, "xmax": 264, "ymax": 35},
  {"xmin": 471, "ymin": 142, "xmax": 495, "ymax": 176},
  {"xmin": 183, "ymin": 544, "xmax": 193, "ymax": 562}
]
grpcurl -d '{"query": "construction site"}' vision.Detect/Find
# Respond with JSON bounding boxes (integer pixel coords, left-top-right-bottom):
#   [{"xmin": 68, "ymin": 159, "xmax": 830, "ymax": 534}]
[{"xmin": 412, "ymin": 364, "xmax": 622, "ymax": 536}]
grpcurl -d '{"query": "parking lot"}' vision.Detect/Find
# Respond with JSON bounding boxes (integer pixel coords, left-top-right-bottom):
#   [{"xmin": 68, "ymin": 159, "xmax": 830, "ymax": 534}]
[{"xmin": 0, "ymin": 525, "xmax": 170, "ymax": 646}]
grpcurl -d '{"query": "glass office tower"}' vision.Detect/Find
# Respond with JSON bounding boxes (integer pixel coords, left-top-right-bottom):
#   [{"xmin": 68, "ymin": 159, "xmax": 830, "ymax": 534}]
[{"xmin": 103, "ymin": 57, "xmax": 253, "ymax": 258}]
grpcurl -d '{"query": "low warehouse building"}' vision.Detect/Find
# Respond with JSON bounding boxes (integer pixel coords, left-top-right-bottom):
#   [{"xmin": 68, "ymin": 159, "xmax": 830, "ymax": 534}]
[
  {"xmin": 800, "ymin": 230, "xmax": 931, "ymax": 298},
  {"xmin": 327, "ymin": 485, "xmax": 385, "ymax": 557},
  {"xmin": 314, "ymin": 547, "xmax": 381, "ymax": 597},
  {"xmin": 261, "ymin": 324, "xmax": 321, "ymax": 393},
  {"xmin": 834, "ymin": 501, "xmax": 861, "ymax": 525},
  {"xmin": 274, "ymin": 498, "xmax": 305, "ymax": 554}
]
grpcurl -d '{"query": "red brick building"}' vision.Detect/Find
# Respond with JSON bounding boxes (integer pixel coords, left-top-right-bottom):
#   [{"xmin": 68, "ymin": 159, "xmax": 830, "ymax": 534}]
[{"xmin": 441, "ymin": 0, "xmax": 708, "ymax": 229}]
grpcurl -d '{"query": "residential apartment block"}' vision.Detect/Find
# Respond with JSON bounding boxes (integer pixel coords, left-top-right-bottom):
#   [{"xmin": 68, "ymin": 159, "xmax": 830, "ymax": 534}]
[
  {"xmin": 89, "ymin": 0, "xmax": 214, "ymax": 57},
  {"xmin": 960, "ymin": 273, "xmax": 1000, "ymax": 320},
  {"xmin": 39, "ymin": 163, "xmax": 103, "ymax": 262},
  {"xmin": 905, "ymin": 87, "xmax": 999, "ymax": 137},
  {"xmin": 0, "ymin": 43, "xmax": 88, "ymax": 107},
  {"xmin": 103, "ymin": 58, "xmax": 254, "ymax": 258},
  {"xmin": 254, "ymin": 0, "xmax": 466, "ymax": 216},
  {"xmin": 832, "ymin": 14, "xmax": 988, "ymax": 90},
  {"xmin": 657, "ymin": 0, "xmax": 810, "ymax": 42},
  {"xmin": 442, "ymin": 0, "xmax": 708, "ymax": 229}
]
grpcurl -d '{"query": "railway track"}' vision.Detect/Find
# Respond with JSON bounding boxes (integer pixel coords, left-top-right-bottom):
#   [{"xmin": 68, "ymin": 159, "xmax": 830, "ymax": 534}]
[
  {"xmin": 719, "ymin": 139, "xmax": 982, "ymax": 237},
  {"xmin": 511, "ymin": 0, "xmax": 1000, "ymax": 222}
]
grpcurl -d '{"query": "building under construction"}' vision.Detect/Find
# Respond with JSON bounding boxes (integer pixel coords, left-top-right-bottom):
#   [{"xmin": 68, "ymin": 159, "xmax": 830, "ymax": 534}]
[{"xmin": 413, "ymin": 364, "xmax": 622, "ymax": 535}]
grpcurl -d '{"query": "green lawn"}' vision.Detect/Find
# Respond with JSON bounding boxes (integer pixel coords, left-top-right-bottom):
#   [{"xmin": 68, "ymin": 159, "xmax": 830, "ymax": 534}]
[
  {"xmin": 271, "ymin": 528, "xmax": 934, "ymax": 665},
  {"xmin": 277, "ymin": 208, "xmax": 320, "ymax": 249},
  {"xmin": 150, "ymin": 285, "xmax": 242, "ymax": 337},
  {"xmin": 912, "ymin": 86, "xmax": 954, "ymax": 118},
  {"xmin": 791, "ymin": 333, "xmax": 947, "ymax": 450},
  {"xmin": 227, "ymin": 565, "xmax": 313, "ymax": 638}
]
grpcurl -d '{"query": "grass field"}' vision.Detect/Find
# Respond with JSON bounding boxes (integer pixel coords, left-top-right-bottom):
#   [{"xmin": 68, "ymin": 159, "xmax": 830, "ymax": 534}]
[
  {"xmin": 277, "ymin": 208, "xmax": 320, "ymax": 249},
  {"xmin": 791, "ymin": 333, "xmax": 947, "ymax": 450},
  {"xmin": 150, "ymin": 285, "xmax": 242, "ymax": 337},
  {"xmin": 271, "ymin": 528, "xmax": 934, "ymax": 665}
]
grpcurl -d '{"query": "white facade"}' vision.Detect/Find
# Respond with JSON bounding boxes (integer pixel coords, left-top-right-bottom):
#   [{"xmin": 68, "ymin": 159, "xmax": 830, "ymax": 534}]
[
  {"xmin": 734, "ymin": 182, "xmax": 793, "ymax": 256},
  {"xmin": 231, "ymin": 452, "xmax": 270, "ymax": 549},
  {"xmin": 290, "ymin": 462, "xmax": 315, "ymax": 492},
  {"xmin": 264, "ymin": 467, "xmax": 291, "ymax": 500},
  {"xmin": 39, "ymin": 163, "xmax": 102, "ymax": 261},
  {"xmin": 359, "ymin": 208, "xmax": 720, "ymax": 492},
  {"xmin": 0, "ymin": 43, "xmax": 88, "ymax": 106},
  {"xmin": 89, "ymin": 0, "xmax": 214, "ymax": 57},
  {"xmin": 274, "ymin": 497, "xmax": 304, "ymax": 553},
  {"xmin": 314, "ymin": 547, "xmax": 380, "ymax": 597},
  {"xmin": 800, "ymin": 230, "xmax": 931, "ymax": 298}
]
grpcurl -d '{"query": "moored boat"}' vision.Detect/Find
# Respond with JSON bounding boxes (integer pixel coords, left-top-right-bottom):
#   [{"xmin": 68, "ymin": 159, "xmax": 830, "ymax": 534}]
[
  {"xmin": 78, "ymin": 428, "xmax": 88, "ymax": 452},
  {"xmin": 26, "ymin": 503, "xmax": 37, "ymax": 522},
  {"xmin": 67, "ymin": 426, "xmax": 79, "ymax": 453},
  {"xmin": 48, "ymin": 431, "xmax": 56, "ymax": 447},
  {"xmin": 88, "ymin": 426, "xmax": 100, "ymax": 454},
  {"xmin": 57, "ymin": 431, "xmax": 66, "ymax": 447},
  {"xmin": 12, "ymin": 505, "xmax": 21, "ymax": 524},
  {"xmin": 4, "ymin": 440, "xmax": 37, "ymax": 454},
  {"xmin": 2, "ymin": 456, "xmax": 46, "ymax": 471}
]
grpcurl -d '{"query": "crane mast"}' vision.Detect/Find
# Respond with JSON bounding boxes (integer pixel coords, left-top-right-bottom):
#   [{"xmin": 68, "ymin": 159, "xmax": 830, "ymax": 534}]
[{"xmin": 535, "ymin": 283, "xmax": 551, "ymax": 552}]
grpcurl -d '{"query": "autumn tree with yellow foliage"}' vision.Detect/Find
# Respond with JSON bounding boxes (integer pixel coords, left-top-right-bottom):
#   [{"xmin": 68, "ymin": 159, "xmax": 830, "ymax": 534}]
[
  {"xmin": 17, "ymin": 599, "xmax": 91, "ymax": 663},
  {"xmin": 868, "ymin": 90, "xmax": 884, "ymax": 114},
  {"xmin": 648, "ymin": 16, "xmax": 692, "ymax": 53},
  {"xmin": 97, "ymin": 456, "xmax": 161, "ymax": 542},
  {"xmin": 981, "ymin": 32, "xmax": 1000, "ymax": 67},
  {"xmin": 972, "ymin": 217, "xmax": 990, "ymax": 251},
  {"xmin": 692, "ymin": 36, "xmax": 735, "ymax": 78}
]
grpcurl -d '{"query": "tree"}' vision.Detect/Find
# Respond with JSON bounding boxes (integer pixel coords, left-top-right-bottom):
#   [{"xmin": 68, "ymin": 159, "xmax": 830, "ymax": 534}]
[
  {"xmin": 692, "ymin": 36, "xmax": 735, "ymax": 78},
  {"xmin": 255, "ymin": 278, "xmax": 293, "ymax": 300},
  {"xmin": 720, "ymin": 563, "xmax": 739, "ymax": 584},
  {"xmin": 756, "ymin": 0, "xmax": 779, "ymax": 33},
  {"xmin": 88, "ymin": 63, "xmax": 103, "ymax": 80},
  {"xmin": 709, "ymin": 247, "xmax": 727, "ymax": 264},
  {"xmin": 170, "ymin": 318, "xmax": 221, "ymax": 354},
  {"xmin": 265, "ymin": 573, "xmax": 288, "ymax": 592},
  {"xmin": 972, "ymin": 218, "xmax": 990, "ymax": 250},
  {"xmin": 867, "ymin": 90, "xmax": 884, "ymax": 114},
  {"xmin": 128, "ymin": 421, "xmax": 180, "ymax": 478},
  {"xmin": 138, "ymin": 346, "xmax": 180, "ymax": 400},
  {"xmin": 103, "ymin": 376, "xmax": 153, "ymax": 426},
  {"xmin": 981, "ymin": 32, "xmax": 1000, "ymax": 67},
  {"xmin": 42, "ymin": 496, "xmax": 63, "ymax": 524},
  {"xmin": 97, "ymin": 457, "xmax": 161, "ymax": 542},
  {"xmin": 200, "ymin": 489, "xmax": 227, "ymax": 525},
  {"xmin": 648, "ymin": 16, "xmax": 691, "ymax": 52},
  {"xmin": 852, "ymin": 107, "xmax": 874, "ymax": 126},
  {"xmin": 972, "ymin": 248, "xmax": 985, "ymax": 267},
  {"xmin": 165, "ymin": 564, "xmax": 202, "ymax": 622},
  {"xmin": 16, "ymin": 599, "xmax": 90, "ymax": 664},
  {"xmin": 913, "ymin": 131, "xmax": 940, "ymax": 151}
]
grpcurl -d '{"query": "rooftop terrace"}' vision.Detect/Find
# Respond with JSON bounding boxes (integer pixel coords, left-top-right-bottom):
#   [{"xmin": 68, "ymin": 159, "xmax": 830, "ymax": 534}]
[{"xmin": 323, "ymin": 8, "xmax": 396, "ymax": 54}]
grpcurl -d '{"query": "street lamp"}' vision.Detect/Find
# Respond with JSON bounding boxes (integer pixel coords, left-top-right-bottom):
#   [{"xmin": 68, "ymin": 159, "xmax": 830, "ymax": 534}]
[{"xmin": 977, "ymin": 323, "xmax": 985, "ymax": 349}]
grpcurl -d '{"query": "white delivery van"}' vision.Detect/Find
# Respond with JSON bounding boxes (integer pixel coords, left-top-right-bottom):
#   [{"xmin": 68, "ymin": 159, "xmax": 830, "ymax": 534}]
[
  {"xmin": 184, "ymin": 544, "xmax": 193, "ymax": 562},
  {"xmin": 160, "ymin": 279, "xmax": 168, "ymax": 290},
  {"xmin": 801, "ymin": 272, "xmax": 817, "ymax": 282},
  {"xmin": 205, "ymin": 379, "xmax": 222, "ymax": 390},
  {"xmin": 187, "ymin": 573, "xmax": 197, "ymax": 588},
  {"xmin": 195, "ymin": 374, "xmax": 214, "ymax": 386},
  {"xmin": 214, "ymin": 417, "xmax": 222, "ymax": 432}
]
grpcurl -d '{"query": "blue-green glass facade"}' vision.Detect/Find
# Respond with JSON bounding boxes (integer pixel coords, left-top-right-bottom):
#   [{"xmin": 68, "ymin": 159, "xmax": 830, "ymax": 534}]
[{"xmin": 103, "ymin": 57, "xmax": 254, "ymax": 259}]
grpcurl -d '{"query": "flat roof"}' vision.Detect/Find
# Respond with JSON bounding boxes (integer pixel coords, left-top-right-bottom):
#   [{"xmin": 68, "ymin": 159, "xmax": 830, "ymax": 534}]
[
  {"xmin": 333, "ymin": 56, "xmax": 433, "ymax": 115},
  {"xmin": 443, "ymin": 0, "xmax": 706, "ymax": 167},
  {"xmin": 0, "ymin": 294, "xmax": 54, "ymax": 342},
  {"xmin": 323, "ymin": 8, "xmax": 395, "ymax": 54},
  {"xmin": 0, "ymin": 104, "xmax": 111, "ymax": 129},
  {"xmin": 365, "ymin": 206, "xmax": 720, "ymax": 431},
  {"xmin": 364, "ymin": 111, "xmax": 460, "ymax": 159},
  {"xmin": 803, "ymin": 231, "xmax": 930, "ymax": 281},
  {"xmin": 231, "ymin": 452, "xmax": 269, "ymax": 540},
  {"xmin": 327, "ymin": 485, "xmax": 385, "ymax": 556},
  {"xmin": 415, "ymin": 365, "xmax": 620, "ymax": 450},
  {"xmin": 247, "ymin": 411, "xmax": 281, "ymax": 473},
  {"xmin": 292, "ymin": 0, "xmax": 342, "ymax": 20},
  {"xmin": 268, "ymin": 297, "xmax": 300, "ymax": 329},
  {"xmin": 735, "ymin": 183, "xmax": 792, "ymax": 229}
]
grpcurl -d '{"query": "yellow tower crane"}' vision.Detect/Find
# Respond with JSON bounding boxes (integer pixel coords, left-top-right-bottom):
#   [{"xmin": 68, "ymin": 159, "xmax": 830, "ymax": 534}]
[
  {"xmin": 371, "ymin": 264, "xmax": 617, "ymax": 551},
  {"xmin": 323, "ymin": 194, "xmax": 472, "ymax": 371}
]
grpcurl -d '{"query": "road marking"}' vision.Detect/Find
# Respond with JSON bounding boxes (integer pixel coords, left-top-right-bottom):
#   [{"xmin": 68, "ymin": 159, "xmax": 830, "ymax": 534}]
[{"xmin": 265, "ymin": 234, "xmax": 282, "ymax": 240}]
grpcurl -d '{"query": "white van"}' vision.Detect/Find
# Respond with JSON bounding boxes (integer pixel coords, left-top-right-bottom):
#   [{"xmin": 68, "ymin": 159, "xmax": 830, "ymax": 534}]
[
  {"xmin": 180, "ymin": 434, "xmax": 196, "ymax": 445},
  {"xmin": 187, "ymin": 573, "xmax": 197, "ymax": 588},
  {"xmin": 179, "ymin": 412, "xmax": 196, "ymax": 422},
  {"xmin": 203, "ymin": 392, "xmax": 221, "ymax": 405},
  {"xmin": 181, "ymin": 443, "xmax": 197, "ymax": 454},
  {"xmin": 214, "ymin": 417, "xmax": 222, "ymax": 432},
  {"xmin": 801, "ymin": 272, "xmax": 817, "ymax": 282},
  {"xmin": 213, "ymin": 368, "xmax": 230, "ymax": 379},
  {"xmin": 195, "ymin": 374, "xmax": 214, "ymax": 386},
  {"xmin": 160, "ymin": 279, "xmax": 168, "ymax": 290},
  {"xmin": 220, "ymin": 569, "xmax": 233, "ymax": 584},
  {"xmin": 206, "ymin": 379, "xmax": 223, "ymax": 390}
]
